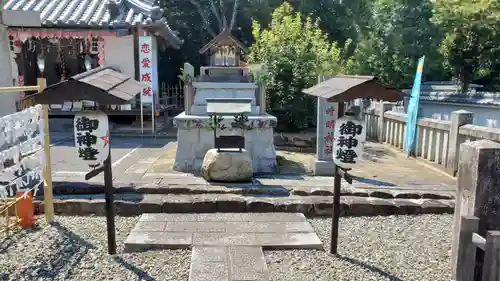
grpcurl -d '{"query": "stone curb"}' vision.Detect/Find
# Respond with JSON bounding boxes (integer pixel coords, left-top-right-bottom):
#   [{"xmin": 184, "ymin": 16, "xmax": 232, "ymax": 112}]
[
  {"xmin": 34, "ymin": 194, "xmax": 454, "ymax": 217},
  {"xmin": 45, "ymin": 182, "xmax": 455, "ymax": 200}
]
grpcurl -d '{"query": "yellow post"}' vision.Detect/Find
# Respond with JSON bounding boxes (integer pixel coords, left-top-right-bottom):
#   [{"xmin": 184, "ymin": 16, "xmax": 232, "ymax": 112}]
[{"xmin": 37, "ymin": 78, "xmax": 54, "ymax": 223}]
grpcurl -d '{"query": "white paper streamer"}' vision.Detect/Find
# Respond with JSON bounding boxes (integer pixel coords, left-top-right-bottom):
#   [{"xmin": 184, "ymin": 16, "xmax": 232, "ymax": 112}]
[
  {"xmin": 0, "ymin": 168, "xmax": 44, "ymax": 198},
  {"xmin": 0, "ymin": 105, "xmax": 45, "ymax": 198}
]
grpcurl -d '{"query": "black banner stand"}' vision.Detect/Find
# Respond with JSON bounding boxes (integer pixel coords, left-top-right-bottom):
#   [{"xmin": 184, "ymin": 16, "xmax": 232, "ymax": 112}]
[
  {"xmin": 85, "ymin": 144, "xmax": 116, "ymax": 255},
  {"xmin": 330, "ymin": 102, "xmax": 354, "ymax": 255}
]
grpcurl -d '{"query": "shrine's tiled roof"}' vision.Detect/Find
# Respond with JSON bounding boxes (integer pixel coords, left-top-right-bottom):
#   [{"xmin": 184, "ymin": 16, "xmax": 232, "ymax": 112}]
[{"xmin": 2, "ymin": 0, "xmax": 182, "ymax": 48}]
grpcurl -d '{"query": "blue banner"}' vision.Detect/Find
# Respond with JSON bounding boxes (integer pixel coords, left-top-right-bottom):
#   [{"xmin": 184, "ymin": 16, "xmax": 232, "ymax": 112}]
[{"xmin": 404, "ymin": 56, "xmax": 425, "ymax": 156}]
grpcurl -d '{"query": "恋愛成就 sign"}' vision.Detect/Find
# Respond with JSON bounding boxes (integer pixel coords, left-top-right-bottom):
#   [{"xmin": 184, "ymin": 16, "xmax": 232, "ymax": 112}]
[
  {"xmin": 333, "ymin": 115, "xmax": 366, "ymax": 168},
  {"xmin": 74, "ymin": 112, "xmax": 110, "ymax": 168}
]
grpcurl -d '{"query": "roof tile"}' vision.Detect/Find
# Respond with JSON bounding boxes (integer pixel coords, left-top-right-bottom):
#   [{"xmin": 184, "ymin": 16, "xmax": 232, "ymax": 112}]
[{"xmin": 2, "ymin": 0, "xmax": 183, "ymax": 48}]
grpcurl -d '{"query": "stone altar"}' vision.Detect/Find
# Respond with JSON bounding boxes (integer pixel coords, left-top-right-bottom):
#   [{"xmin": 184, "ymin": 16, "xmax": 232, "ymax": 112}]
[
  {"xmin": 173, "ymin": 98, "xmax": 277, "ymax": 174},
  {"xmin": 173, "ymin": 30, "xmax": 277, "ymax": 174}
]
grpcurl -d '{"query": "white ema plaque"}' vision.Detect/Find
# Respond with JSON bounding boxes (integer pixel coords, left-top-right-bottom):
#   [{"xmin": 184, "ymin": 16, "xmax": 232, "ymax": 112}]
[
  {"xmin": 74, "ymin": 112, "xmax": 110, "ymax": 168},
  {"xmin": 333, "ymin": 115, "xmax": 366, "ymax": 168}
]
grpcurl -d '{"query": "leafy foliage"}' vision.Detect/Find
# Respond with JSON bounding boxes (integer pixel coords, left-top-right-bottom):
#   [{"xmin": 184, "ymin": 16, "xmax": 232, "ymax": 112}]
[
  {"xmin": 157, "ymin": 0, "xmax": 500, "ymax": 131},
  {"xmin": 345, "ymin": 0, "xmax": 447, "ymax": 88},
  {"xmin": 432, "ymin": 0, "xmax": 500, "ymax": 91},
  {"xmin": 249, "ymin": 3, "xmax": 349, "ymax": 131}
]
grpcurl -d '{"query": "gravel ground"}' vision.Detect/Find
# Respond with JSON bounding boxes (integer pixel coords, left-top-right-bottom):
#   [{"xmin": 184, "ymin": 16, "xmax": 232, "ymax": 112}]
[
  {"xmin": 266, "ymin": 214, "xmax": 453, "ymax": 281},
  {"xmin": 0, "ymin": 214, "xmax": 452, "ymax": 281},
  {"xmin": 0, "ymin": 216, "xmax": 191, "ymax": 281}
]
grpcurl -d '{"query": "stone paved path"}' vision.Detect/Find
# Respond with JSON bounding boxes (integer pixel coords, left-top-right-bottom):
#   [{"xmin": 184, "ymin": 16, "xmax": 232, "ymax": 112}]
[
  {"xmin": 124, "ymin": 213, "xmax": 322, "ymax": 281},
  {"xmin": 47, "ymin": 136, "xmax": 456, "ymax": 188}
]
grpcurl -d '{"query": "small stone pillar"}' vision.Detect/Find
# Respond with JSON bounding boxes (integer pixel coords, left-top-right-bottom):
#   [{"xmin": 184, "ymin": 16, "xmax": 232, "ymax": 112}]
[
  {"xmin": 377, "ymin": 102, "xmax": 394, "ymax": 143},
  {"xmin": 446, "ymin": 110, "xmax": 473, "ymax": 176},
  {"xmin": 313, "ymin": 96, "xmax": 338, "ymax": 176},
  {"xmin": 451, "ymin": 140, "xmax": 500, "ymax": 279},
  {"xmin": 183, "ymin": 63, "xmax": 195, "ymax": 115}
]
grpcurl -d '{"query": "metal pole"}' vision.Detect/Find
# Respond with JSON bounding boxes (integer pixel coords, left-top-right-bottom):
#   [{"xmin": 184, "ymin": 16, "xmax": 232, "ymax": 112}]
[
  {"xmin": 140, "ymin": 98, "xmax": 144, "ymax": 136},
  {"xmin": 330, "ymin": 101, "xmax": 344, "ymax": 254},
  {"xmin": 151, "ymin": 94, "xmax": 155, "ymax": 135},
  {"xmin": 103, "ymin": 149, "xmax": 116, "ymax": 255}
]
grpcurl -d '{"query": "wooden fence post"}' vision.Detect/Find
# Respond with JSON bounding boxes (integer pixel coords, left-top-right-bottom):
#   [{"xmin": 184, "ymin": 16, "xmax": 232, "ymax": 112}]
[
  {"xmin": 456, "ymin": 216, "xmax": 479, "ymax": 281},
  {"xmin": 482, "ymin": 231, "xmax": 500, "ymax": 281}
]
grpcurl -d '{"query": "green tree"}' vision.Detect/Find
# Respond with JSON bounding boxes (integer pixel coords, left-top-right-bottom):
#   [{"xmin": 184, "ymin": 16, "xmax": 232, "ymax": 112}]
[
  {"xmin": 432, "ymin": 0, "xmax": 500, "ymax": 92},
  {"xmin": 289, "ymin": 0, "xmax": 372, "ymax": 49},
  {"xmin": 249, "ymin": 2, "xmax": 348, "ymax": 131},
  {"xmin": 346, "ymin": 0, "xmax": 446, "ymax": 89}
]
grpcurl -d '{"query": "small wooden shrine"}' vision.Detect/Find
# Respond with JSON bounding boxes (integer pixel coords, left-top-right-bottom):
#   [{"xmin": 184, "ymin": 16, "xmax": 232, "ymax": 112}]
[{"xmin": 199, "ymin": 29, "xmax": 248, "ymax": 67}]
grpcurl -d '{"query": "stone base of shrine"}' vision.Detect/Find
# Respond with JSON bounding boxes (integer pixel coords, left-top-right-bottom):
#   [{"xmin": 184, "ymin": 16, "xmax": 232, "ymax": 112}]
[
  {"xmin": 313, "ymin": 159, "xmax": 335, "ymax": 176},
  {"xmin": 173, "ymin": 113, "xmax": 278, "ymax": 175}
]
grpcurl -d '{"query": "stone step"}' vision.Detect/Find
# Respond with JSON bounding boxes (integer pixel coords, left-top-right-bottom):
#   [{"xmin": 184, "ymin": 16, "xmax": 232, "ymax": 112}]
[
  {"xmin": 35, "ymin": 193, "xmax": 454, "ymax": 217},
  {"xmin": 48, "ymin": 181, "xmax": 455, "ymax": 200}
]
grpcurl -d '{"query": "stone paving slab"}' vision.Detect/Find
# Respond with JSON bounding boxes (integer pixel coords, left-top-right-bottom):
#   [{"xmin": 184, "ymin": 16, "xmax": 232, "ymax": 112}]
[
  {"xmin": 193, "ymin": 232, "xmax": 261, "ymax": 246},
  {"xmin": 229, "ymin": 246, "xmax": 270, "ymax": 281},
  {"xmin": 191, "ymin": 231, "xmax": 322, "ymax": 249},
  {"xmin": 124, "ymin": 213, "xmax": 322, "ymax": 252},
  {"xmin": 125, "ymin": 213, "xmax": 314, "ymax": 281},
  {"xmin": 166, "ymin": 221, "xmax": 227, "ymax": 232},
  {"xmin": 192, "ymin": 246, "xmax": 228, "ymax": 263},
  {"xmin": 140, "ymin": 212, "xmax": 307, "ymax": 222},
  {"xmin": 225, "ymin": 221, "xmax": 314, "ymax": 233},
  {"xmin": 258, "ymin": 232, "xmax": 322, "ymax": 249},
  {"xmin": 189, "ymin": 261, "xmax": 229, "ymax": 281},
  {"xmin": 189, "ymin": 246, "xmax": 270, "ymax": 281},
  {"xmin": 123, "ymin": 231, "xmax": 192, "ymax": 252}
]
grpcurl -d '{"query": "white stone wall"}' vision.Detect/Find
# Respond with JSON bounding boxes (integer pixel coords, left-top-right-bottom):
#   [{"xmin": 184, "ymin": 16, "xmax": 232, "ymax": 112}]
[
  {"xmin": 420, "ymin": 100, "xmax": 500, "ymax": 128},
  {"xmin": 173, "ymin": 114, "xmax": 277, "ymax": 174},
  {"xmin": 103, "ymin": 35, "xmax": 135, "ymax": 78}
]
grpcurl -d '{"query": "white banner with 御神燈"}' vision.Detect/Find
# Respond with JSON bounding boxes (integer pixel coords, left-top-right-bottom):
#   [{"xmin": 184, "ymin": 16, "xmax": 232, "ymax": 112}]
[
  {"xmin": 74, "ymin": 111, "xmax": 110, "ymax": 168},
  {"xmin": 333, "ymin": 115, "xmax": 366, "ymax": 169}
]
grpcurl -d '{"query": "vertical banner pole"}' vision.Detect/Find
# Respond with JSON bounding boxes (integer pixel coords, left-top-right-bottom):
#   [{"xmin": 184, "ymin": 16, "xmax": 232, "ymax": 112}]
[
  {"xmin": 330, "ymin": 165, "xmax": 342, "ymax": 254},
  {"xmin": 38, "ymin": 78, "xmax": 54, "ymax": 223},
  {"xmin": 330, "ymin": 102, "xmax": 344, "ymax": 254},
  {"xmin": 103, "ymin": 148, "xmax": 116, "ymax": 255}
]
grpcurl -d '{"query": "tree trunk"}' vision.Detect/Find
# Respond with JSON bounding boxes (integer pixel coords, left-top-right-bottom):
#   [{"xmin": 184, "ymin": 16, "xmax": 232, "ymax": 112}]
[
  {"xmin": 209, "ymin": 0, "xmax": 223, "ymax": 31},
  {"xmin": 229, "ymin": 0, "xmax": 239, "ymax": 30},
  {"xmin": 220, "ymin": 0, "xmax": 228, "ymax": 30},
  {"xmin": 459, "ymin": 69, "xmax": 471, "ymax": 93}
]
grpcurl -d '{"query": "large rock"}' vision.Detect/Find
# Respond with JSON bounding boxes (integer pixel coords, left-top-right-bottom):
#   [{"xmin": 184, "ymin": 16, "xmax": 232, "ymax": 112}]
[{"xmin": 202, "ymin": 149, "xmax": 253, "ymax": 182}]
